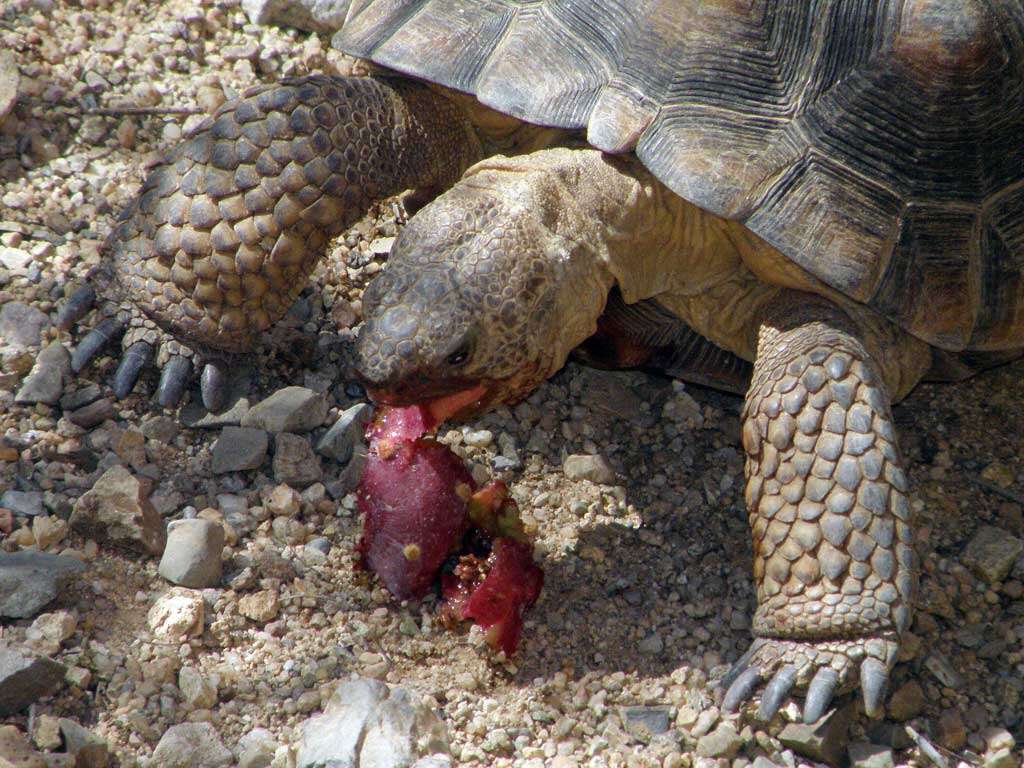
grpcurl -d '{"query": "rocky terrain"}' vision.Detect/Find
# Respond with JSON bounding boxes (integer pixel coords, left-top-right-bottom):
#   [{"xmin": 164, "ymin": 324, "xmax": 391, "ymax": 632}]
[{"xmin": 0, "ymin": 1, "xmax": 1022, "ymax": 766}]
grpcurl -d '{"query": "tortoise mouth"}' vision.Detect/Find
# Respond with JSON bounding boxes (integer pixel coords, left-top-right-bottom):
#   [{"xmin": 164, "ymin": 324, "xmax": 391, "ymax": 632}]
[{"xmin": 366, "ymin": 381, "xmax": 492, "ymax": 424}]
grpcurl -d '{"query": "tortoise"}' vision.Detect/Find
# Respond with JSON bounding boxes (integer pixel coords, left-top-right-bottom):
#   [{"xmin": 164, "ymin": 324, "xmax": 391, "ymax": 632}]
[{"xmin": 61, "ymin": 0, "xmax": 1024, "ymax": 723}]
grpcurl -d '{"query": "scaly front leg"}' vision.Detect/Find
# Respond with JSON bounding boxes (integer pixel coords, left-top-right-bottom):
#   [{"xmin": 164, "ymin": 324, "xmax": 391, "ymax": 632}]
[
  {"xmin": 61, "ymin": 75, "xmax": 480, "ymax": 409},
  {"xmin": 723, "ymin": 296, "xmax": 916, "ymax": 722}
]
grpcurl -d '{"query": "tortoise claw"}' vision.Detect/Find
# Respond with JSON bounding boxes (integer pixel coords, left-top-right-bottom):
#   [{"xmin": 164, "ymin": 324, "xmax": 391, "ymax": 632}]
[
  {"xmin": 57, "ymin": 285, "xmax": 97, "ymax": 330},
  {"xmin": 71, "ymin": 318, "xmax": 124, "ymax": 373},
  {"xmin": 721, "ymin": 666, "xmax": 764, "ymax": 713},
  {"xmin": 860, "ymin": 658, "xmax": 888, "ymax": 719},
  {"xmin": 156, "ymin": 355, "xmax": 193, "ymax": 408},
  {"xmin": 758, "ymin": 665, "xmax": 797, "ymax": 721},
  {"xmin": 201, "ymin": 361, "xmax": 229, "ymax": 412},
  {"xmin": 803, "ymin": 667, "xmax": 839, "ymax": 723},
  {"xmin": 113, "ymin": 341, "xmax": 154, "ymax": 399}
]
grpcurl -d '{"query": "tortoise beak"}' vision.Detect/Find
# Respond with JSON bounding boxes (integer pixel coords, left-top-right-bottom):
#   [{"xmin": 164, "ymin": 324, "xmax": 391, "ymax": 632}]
[{"xmin": 365, "ymin": 381, "xmax": 491, "ymax": 423}]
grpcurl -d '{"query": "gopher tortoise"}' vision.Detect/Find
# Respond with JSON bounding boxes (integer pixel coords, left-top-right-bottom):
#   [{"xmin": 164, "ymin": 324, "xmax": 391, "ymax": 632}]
[{"xmin": 62, "ymin": 0, "xmax": 1024, "ymax": 722}]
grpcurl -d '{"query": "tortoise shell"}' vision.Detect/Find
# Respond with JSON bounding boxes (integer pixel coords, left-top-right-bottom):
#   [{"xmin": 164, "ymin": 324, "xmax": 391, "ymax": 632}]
[{"xmin": 335, "ymin": 0, "xmax": 1024, "ymax": 354}]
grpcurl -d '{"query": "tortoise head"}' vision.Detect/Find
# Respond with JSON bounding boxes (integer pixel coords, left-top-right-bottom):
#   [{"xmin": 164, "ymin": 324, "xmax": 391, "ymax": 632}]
[{"xmin": 354, "ymin": 179, "xmax": 567, "ymax": 417}]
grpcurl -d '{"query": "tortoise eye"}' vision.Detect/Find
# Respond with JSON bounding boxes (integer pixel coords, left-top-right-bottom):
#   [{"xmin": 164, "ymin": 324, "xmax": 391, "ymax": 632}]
[{"xmin": 446, "ymin": 343, "xmax": 470, "ymax": 367}]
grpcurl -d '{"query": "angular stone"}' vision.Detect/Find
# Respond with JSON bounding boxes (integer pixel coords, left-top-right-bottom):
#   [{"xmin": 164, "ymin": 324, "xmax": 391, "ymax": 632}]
[
  {"xmin": 67, "ymin": 398, "xmax": 114, "ymax": 429},
  {"xmin": 211, "ymin": 426, "xmax": 267, "ymax": 474},
  {"xmin": 0, "ymin": 302, "xmax": 49, "ymax": 349},
  {"xmin": 296, "ymin": 677, "xmax": 449, "ymax": 768},
  {"xmin": 241, "ymin": 386, "xmax": 327, "ymax": 433},
  {"xmin": 180, "ymin": 397, "xmax": 251, "ymax": 429},
  {"xmin": 0, "ymin": 647, "xmax": 66, "ymax": 717},
  {"xmin": 316, "ymin": 402, "xmax": 373, "ymax": 463},
  {"xmin": 0, "ymin": 490, "xmax": 44, "ymax": 517},
  {"xmin": 273, "ymin": 432, "xmax": 322, "ymax": 487},
  {"xmin": 238, "ymin": 590, "xmax": 279, "ymax": 623},
  {"xmin": 244, "ymin": 0, "xmax": 352, "ymax": 33},
  {"xmin": 58, "ymin": 719, "xmax": 109, "ymax": 768},
  {"xmin": 148, "ymin": 588, "xmax": 204, "ymax": 640},
  {"xmin": 696, "ymin": 722, "xmax": 743, "ymax": 759},
  {"xmin": 848, "ymin": 742, "xmax": 894, "ymax": 768},
  {"xmin": 563, "ymin": 453, "xmax": 616, "ymax": 485},
  {"xmin": 70, "ymin": 465, "xmax": 166, "ymax": 555},
  {"xmin": 14, "ymin": 343, "xmax": 67, "ymax": 405},
  {"xmin": 0, "ymin": 551, "xmax": 85, "ymax": 619},
  {"xmin": 963, "ymin": 525, "xmax": 1024, "ymax": 583},
  {"xmin": 619, "ymin": 706, "xmax": 671, "ymax": 744},
  {"xmin": 178, "ymin": 666, "xmax": 218, "ymax": 709},
  {"xmin": 238, "ymin": 728, "xmax": 277, "ymax": 768},
  {"xmin": 150, "ymin": 723, "xmax": 232, "ymax": 768},
  {"xmin": 779, "ymin": 703, "xmax": 853, "ymax": 766},
  {"xmin": 158, "ymin": 519, "xmax": 225, "ymax": 588}
]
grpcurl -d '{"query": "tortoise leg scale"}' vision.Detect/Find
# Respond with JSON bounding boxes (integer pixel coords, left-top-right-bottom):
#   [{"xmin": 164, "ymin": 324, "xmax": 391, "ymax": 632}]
[
  {"xmin": 723, "ymin": 296, "xmax": 916, "ymax": 721},
  {"xmin": 62, "ymin": 75, "xmax": 480, "ymax": 406}
]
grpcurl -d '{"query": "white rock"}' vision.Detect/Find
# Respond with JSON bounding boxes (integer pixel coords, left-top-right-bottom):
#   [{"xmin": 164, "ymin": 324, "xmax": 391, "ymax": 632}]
[{"xmin": 148, "ymin": 588, "xmax": 204, "ymax": 640}]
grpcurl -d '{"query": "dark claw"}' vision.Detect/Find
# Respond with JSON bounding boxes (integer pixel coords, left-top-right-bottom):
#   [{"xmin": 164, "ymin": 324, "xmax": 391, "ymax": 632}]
[
  {"xmin": 71, "ymin": 318, "xmax": 125, "ymax": 373},
  {"xmin": 156, "ymin": 356, "xmax": 193, "ymax": 408},
  {"xmin": 201, "ymin": 361, "xmax": 229, "ymax": 412},
  {"xmin": 113, "ymin": 341, "xmax": 154, "ymax": 399},
  {"xmin": 57, "ymin": 285, "xmax": 97, "ymax": 330},
  {"xmin": 758, "ymin": 665, "xmax": 797, "ymax": 721},
  {"xmin": 860, "ymin": 658, "xmax": 888, "ymax": 718},
  {"xmin": 803, "ymin": 667, "xmax": 839, "ymax": 723},
  {"xmin": 722, "ymin": 667, "xmax": 763, "ymax": 713}
]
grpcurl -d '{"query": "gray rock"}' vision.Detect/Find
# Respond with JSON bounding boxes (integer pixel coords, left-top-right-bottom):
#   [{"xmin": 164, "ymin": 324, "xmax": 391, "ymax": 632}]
[
  {"xmin": 70, "ymin": 465, "xmax": 166, "ymax": 555},
  {"xmin": 563, "ymin": 453, "xmax": 616, "ymax": 485},
  {"xmin": 211, "ymin": 427, "xmax": 268, "ymax": 474},
  {"xmin": 15, "ymin": 343, "xmax": 69, "ymax": 405},
  {"xmin": 307, "ymin": 537, "xmax": 332, "ymax": 555},
  {"xmin": 178, "ymin": 666, "xmax": 218, "ymax": 709},
  {"xmin": 849, "ymin": 741, "xmax": 895, "ymax": 768},
  {"xmin": 0, "ymin": 550, "xmax": 85, "ymax": 619},
  {"xmin": 242, "ymin": 386, "xmax": 328, "ymax": 433},
  {"xmin": 273, "ymin": 432, "xmax": 322, "ymax": 488},
  {"xmin": 1, "ymin": 489, "xmax": 44, "ymax": 517},
  {"xmin": 181, "ymin": 396, "xmax": 251, "ymax": 429},
  {"xmin": 779, "ymin": 702, "xmax": 854, "ymax": 766},
  {"xmin": 158, "ymin": 519, "xmax": 225, "ymax": 588},
  {"xmin": 0, "ymin": 647, "xmax": 66, "ymax": 716},
  {"xmin": 0, "ymin": 49, "xmax": 19, "ymax": 125},
  {"xmin": 577, "ymin": 368, "xmax": 646, "ymax": 423},
  {"xmin": 60, "ymin": 383, "xmax": 102, "ymax": 411},
  {"xmin": 620, "ymin": 706, "xmax": 671, "ymax": 744},
  {"xmin": 296, "ymin": 677, "xmax": 449, "ymax": 768},
  {"xmin": 141, "ymin": 415, "xmax": 179, "ymax": 444},
  {"xmin": 58, "ymin": 718, "xmax": 109, "ymax": 768},
  {"xmin": 696, "ymin": 722, "xmax": 742, "ymax": 759},
  {"xmin": 0, "ymin": 301, "xmax": 48, "ymax": 348},
  {"xmin": 0, "ymin": 246, "xmax": 31, "ymax": 273},
  {"xmin": 316, "ymin": 402, "xmax": 373, "ymax": 463},
  {"xmin": 325, "ymin": 443, "xmax": 368, "ymax": 499},
  {"xmin": 244, "ymin": 0, "xmax": 352, "ymax": 33},
  {"xmin": 237, "ymin": 728, "xmax": 277, "ymax": 768},
  {"xmin": 67, "ymin": 398, "xmax": 114, "ymax": 429},
  {"xmin": 150, "ymin": 723, "xmax": 232, "ymax": 768},
  {"xmin": 963, "ymin": 525, "xmax": 1024, "ymax": 583}
]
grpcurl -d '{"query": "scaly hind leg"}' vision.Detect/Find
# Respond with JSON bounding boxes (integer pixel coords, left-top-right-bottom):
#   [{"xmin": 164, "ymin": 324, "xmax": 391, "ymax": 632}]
[
  {"xmin": 722, "ymin": 294, "xmax": 922, "ymax": 722},
  {"xmin": 60, "ymin": 75, "xmax": 480, "ymax": 410}
]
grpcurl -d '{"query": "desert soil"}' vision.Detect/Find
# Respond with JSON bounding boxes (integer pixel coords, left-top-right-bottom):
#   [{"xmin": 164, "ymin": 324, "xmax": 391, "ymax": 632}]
[{"xmin": 1, "ymin": 1, "xmax": 1022, "ymax": 767}]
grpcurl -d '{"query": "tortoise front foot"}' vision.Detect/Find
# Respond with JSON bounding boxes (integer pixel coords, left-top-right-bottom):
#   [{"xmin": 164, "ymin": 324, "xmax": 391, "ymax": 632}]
[
  {"xmin": 59, "ymin": 286, "xmax": 231, "ymax": 410},
  {"xmin": 730, "ymin": 295, "xmax": 916, "ymax": 724},
  {"xmin": 722, "ymin": 634, "xmax": 898, "ymax": 722}
]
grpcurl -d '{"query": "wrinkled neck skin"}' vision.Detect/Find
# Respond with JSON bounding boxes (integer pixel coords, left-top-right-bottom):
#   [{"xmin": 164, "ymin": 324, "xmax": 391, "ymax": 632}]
[{"xmin": 456, "ymin": 147, "xmax": 756, "ymax": 382}]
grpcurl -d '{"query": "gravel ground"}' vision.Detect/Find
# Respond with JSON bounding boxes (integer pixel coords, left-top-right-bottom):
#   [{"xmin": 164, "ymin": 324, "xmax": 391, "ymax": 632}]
[{"xmin": 1, "ymin": 1, "xmax": 1023, "ymax": 766}]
